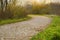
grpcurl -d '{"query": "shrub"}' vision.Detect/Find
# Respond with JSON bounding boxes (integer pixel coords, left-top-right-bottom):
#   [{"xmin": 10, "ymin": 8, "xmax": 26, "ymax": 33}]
[
  {"xmin": 30, "ymin": 4, "xmax": 50, "ymax": 14},
  {"xmin": 51, "ymin": 34, "xmax": 60, "ymax": 40},
  {"xmin": 8, "ymin": 5, "xmax": 28, "ymax": 18},
  {"xmin": 0, "ymin": 5, "xmax": 28, "ymax": 19}
]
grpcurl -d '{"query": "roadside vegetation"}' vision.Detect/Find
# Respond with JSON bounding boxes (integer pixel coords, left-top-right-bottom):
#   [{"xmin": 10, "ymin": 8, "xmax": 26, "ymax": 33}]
[
  {"xmin": 31, "ymin": 15, "xmax": 60, "ymax": 40},
  {"xmin": 0, "ymin": 16, "xmax": 31, "ymax": 25}
]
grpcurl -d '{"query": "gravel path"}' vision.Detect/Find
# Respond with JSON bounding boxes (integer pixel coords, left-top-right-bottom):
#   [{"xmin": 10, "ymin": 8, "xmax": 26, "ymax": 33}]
[{"xmin": 0, "ymin": 15, "xmax": 51, "ymax": 40}]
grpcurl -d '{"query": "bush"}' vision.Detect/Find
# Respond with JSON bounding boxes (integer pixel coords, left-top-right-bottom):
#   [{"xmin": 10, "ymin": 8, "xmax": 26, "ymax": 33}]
[
  {"xmin": 30, "ymin": 4, "xmax": 50, "ymax": 14},
  {"xmin": 0, "ymin": 5, "xmax": 28, "ymax": 19},
  {"xmin": 8, "ymin": 5, "xmax": 28, "ymax": 18}
]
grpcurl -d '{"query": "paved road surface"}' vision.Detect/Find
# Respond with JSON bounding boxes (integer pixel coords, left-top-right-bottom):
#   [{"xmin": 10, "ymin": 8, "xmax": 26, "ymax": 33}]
[{"xmin": 0, "ymin": 15, "xmax": 51, "ymax": 40}]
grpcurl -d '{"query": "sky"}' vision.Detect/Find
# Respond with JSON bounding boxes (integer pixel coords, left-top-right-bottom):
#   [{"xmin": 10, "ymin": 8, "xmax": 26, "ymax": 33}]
[
  {"xmin": 17, "ymin": 0, "xmax": 45, "ymax": 5},
  {"xmin": 18, "ymin": 0, "xmax": 60, "ymax": 3},
  {"xmin": 51, "ymin": 0, "xmax": 60, "ymax": 2},
  {"xmin": 17, "ymin": 0, "xmax": 60, "ymax": 5}
]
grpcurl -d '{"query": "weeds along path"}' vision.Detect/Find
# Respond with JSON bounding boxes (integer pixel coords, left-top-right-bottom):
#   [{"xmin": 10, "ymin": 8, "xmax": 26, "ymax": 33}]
[{"xmin": 0, "ymin": 15, "xmax": 51, "ymax": 40}]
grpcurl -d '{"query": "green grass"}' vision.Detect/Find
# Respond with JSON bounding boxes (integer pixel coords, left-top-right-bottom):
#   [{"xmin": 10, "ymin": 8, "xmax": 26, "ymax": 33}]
[
  {"xmin": 31, "ymin": 15, "xmax": 60, "ymax": 40},
  {"xmin": 0, "ymin": 16, "xmax": 31, "ymax": 25}
]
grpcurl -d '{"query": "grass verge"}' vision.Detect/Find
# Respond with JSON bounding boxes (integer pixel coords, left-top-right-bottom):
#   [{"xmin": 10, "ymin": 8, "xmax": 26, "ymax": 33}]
[
  {"xmin": 31, "ymin": 15, "xmax": 60, "ymax": 40},
  {"xmin": 0, "ymin": 16, "xmax": 31, "ymax": 25}
]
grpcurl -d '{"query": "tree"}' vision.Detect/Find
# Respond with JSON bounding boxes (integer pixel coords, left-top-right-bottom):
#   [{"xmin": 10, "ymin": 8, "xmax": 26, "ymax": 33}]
[{"xmin": 0, "ymin": 0, "xmax": 8, "ymax": 12}]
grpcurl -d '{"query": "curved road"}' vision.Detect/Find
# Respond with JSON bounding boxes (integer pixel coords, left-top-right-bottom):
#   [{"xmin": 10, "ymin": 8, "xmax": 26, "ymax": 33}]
[{"xmin": 0, "ymin": 15, "xmax": 51, "ymax": 40}]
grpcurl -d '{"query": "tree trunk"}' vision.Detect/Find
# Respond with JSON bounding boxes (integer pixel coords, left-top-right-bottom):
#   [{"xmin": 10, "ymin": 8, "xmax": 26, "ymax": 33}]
[
  {"xmin": 1, "ymin": 0, "xmax": 4, "ymax": 13},
  {"xmin": 5, "ymin": 0, "xmax": 8, "ymax": 10}
]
